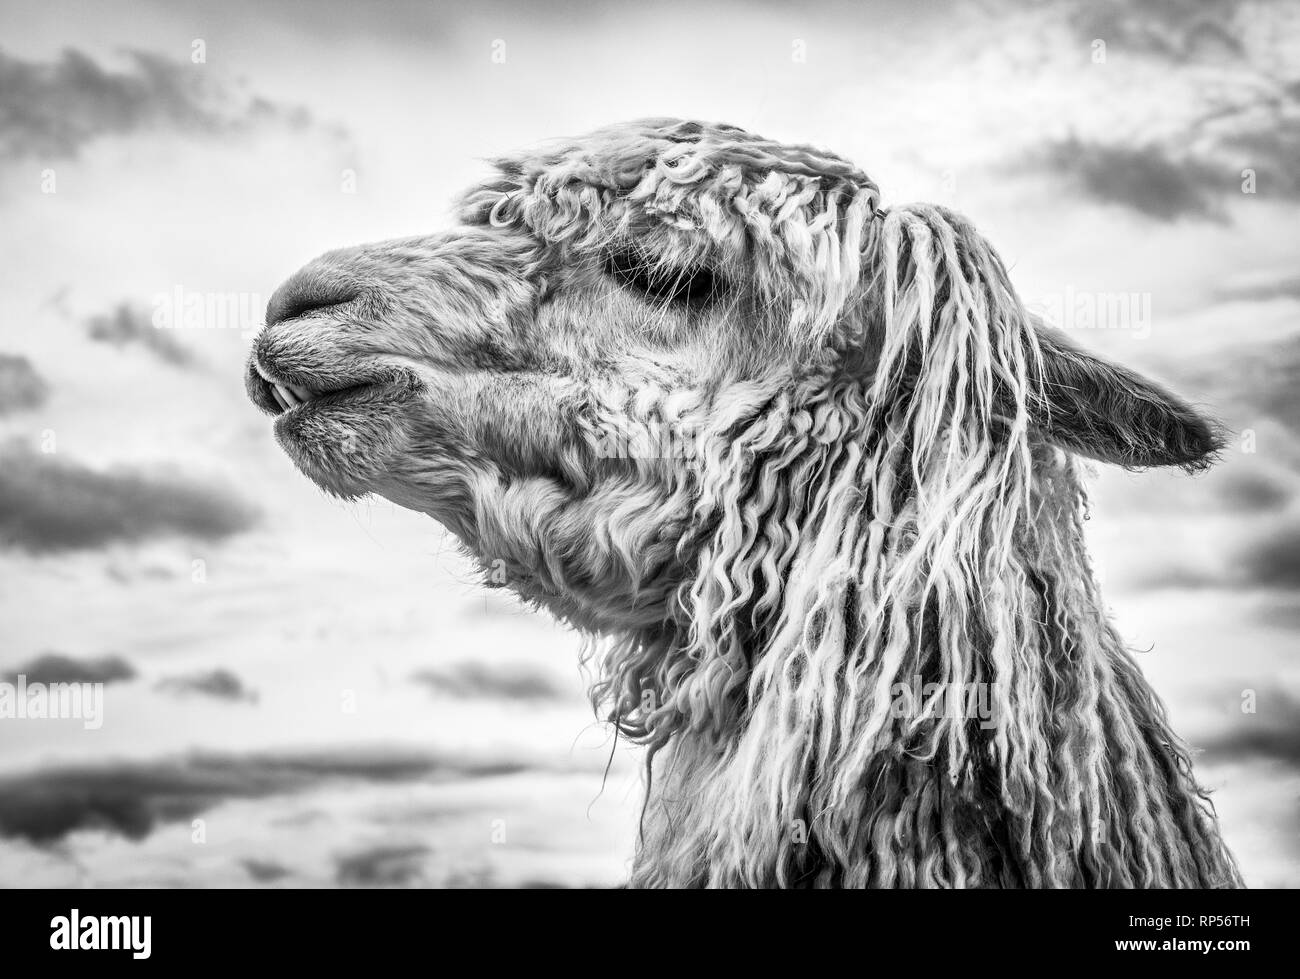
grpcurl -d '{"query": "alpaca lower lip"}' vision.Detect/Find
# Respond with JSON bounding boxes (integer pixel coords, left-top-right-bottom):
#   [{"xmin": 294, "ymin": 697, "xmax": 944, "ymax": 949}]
[
  {"xmin": 273, "ymin": 382, "xmax": 374, "ymax": 415},
  {"xmin": 252, "ymin": 358, "xmax": 384, "ymax": 416}
]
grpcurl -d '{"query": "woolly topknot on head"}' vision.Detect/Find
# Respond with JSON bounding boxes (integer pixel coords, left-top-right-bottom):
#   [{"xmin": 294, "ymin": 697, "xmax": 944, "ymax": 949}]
[{"xmin": 458, "ymin": 118, "xmax": 885, "ymax": 359}]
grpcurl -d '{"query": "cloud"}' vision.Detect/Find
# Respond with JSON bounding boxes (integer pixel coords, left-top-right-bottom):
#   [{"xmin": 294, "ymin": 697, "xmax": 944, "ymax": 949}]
[
  {"xmin": 1230, "ymin": 129, "xmax": 1300, "ymax": 201},
  {"xmin": 1214, "ymin": 274, "xmax": 1300, "ymax": 304},
  {"xmin": 241, "ymin": 858, "xmax": 294, "ymax": 883},
  {"xmin": 1238, "ymin": 519, "xmax": 1300, "ymax": 590},
  {"xmin": 1062, "ymin": 0, "xmax": 1248, "ymax": 65},
  {"xmin": 1201, "ymin": 690, "xmax": 1300, "ymax": 770},
  {"xmin": 1259, "ymin": 600, "xmax": 1300, "ymax": 630},
  {"xmin": 1042, "ymin": 138, "xmax": 1226, "ymax": 221},
  {"xmin": 334, "ymin": 844, "xmax": 431, "ymax": 887},
  {"xmin": 411, "ymin": 661, "xmax": 568, "ymax": 702},
  {"xmin": 1, "ymin": 651, "xmax": 136, "ymax": 686},
  {"xmin": 86, "ymin": 303, "xmax": 197, "ymax": 369},
  {"xmin": 155, "ymin": 668, "xmax": 258, "ymax": 704},
  {"xmin": 0, "ymin": 747, "xmax": 530, "ymax": 845},
  {"xmin": 1126, "ymin": 562, "xmax": 1223, "ymax": 594},
  {"xmin": 1214, "ymin": 469, "xmax": 1293, "ymax": 512},
  {"xmin": 1178, "ymin": 334, "xmax": 1300, "ymax": 434},
  {"xmin": 0, "ymin": 47, "xmax": 322, "ymax": 164},
  {"xmin": 105, "ymin": 561, "xmax": 180, "ymax": 585},
  {"xmin": 0, "ymin": 440, "xmax": 259, "ymax": 553},
  {"xmin": 0, "ymin": 354, "xmax": 50, "ymax": 414},
  {"xmin": 1130, "ymin": 508, "xmax": 1300, "ymax": 594},
  {"xmin": 1014, "ymin": 2, "xmax": 1300, "ymax": 219}
]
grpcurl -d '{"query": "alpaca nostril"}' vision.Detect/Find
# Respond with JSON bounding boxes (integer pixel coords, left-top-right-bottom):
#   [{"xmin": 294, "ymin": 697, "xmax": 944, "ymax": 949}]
[{"xmin": 265, "ymin": 271, "xmax": 359, "ymax": 327}]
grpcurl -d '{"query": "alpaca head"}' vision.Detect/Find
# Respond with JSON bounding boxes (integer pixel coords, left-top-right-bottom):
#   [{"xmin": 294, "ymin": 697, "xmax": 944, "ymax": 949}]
[{"xmin": 246, "ymin": 118, "xmax": 1221, "ymax": 643}]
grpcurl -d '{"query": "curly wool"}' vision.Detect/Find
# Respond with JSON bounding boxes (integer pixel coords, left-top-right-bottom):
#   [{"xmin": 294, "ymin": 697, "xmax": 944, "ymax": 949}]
[
  {"xmin": 456, "ymin": 119, "xmax": 1240, "ymax": 887},
  {"xmin": 583, "ymin": 206, "xmax": 1239, "ymax": 889},
  {"xmin": 459, "ymin": 118, "xmax": 883, "ymax": 360}
]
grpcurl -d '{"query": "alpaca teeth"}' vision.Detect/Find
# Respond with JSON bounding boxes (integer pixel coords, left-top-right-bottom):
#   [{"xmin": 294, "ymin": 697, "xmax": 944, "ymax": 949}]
[{"xmin": 275, "ymin": 383, "xmax": 299, "ymax": 407}]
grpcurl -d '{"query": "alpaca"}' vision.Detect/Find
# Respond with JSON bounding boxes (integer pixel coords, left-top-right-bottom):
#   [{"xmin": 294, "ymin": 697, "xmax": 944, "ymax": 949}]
[{"xmin": 246, "ymin": 118, "xmax": 1242, "ymax": 888}]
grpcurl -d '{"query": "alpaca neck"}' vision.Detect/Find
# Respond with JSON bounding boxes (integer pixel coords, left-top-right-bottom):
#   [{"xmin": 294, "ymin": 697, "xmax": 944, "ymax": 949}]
[{"xmin": 617, "ymin": 448, "xmax": 1240, "ymax": 888}]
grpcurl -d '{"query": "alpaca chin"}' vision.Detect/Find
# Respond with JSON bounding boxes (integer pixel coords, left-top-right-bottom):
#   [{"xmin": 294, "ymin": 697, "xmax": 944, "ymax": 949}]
[{"xmin": 274, "ymin": 399, "xmax": 414, "ymax": 501}]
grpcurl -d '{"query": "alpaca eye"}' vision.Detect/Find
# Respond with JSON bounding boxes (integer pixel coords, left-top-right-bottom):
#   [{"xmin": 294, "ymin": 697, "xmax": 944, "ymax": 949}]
[{"xmin": 603, "ymin": 248, "xmax": 729, "ymax": 307}]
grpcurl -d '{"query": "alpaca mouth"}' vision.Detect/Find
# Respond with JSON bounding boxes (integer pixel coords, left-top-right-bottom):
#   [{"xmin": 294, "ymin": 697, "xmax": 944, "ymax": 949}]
[
  {"xmin": 253, "ymin": 362, "xmax": 353, "ymax": 413},
  {"xmin": 247, "ymin": 358, "xmax": 412, "ymax": 418}
]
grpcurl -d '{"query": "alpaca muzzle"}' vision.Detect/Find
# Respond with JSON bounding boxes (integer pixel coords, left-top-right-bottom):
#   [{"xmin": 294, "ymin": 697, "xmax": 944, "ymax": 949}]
[{"xmin": 247, "ymin": 264, "xmax": 382, "ymax": 416}]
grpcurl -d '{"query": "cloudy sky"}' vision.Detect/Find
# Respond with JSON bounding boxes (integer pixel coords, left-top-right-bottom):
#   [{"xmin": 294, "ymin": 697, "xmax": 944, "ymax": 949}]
[{"xmin": 0, "ymin": 0, "xmax": 1297, "ymax": 887}]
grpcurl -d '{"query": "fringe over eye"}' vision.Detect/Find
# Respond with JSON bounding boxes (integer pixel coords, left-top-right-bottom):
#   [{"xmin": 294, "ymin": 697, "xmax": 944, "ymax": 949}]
[{"xmin": 603, "ymin": 247, "xmax": 730, "ymax": 308}]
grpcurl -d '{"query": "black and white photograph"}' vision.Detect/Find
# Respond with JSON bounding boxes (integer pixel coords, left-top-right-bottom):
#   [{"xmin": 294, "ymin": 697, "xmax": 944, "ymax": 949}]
[{"xmin": 0, "ymin": 0, "xmax": 1294, "ymax": 944}]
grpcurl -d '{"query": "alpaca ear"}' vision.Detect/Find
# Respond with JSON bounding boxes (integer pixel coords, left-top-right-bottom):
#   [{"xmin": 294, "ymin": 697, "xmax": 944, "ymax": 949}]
[{"xmin": 1029, "ymin": 320, "xmax": 1224, "ymax": 471}]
